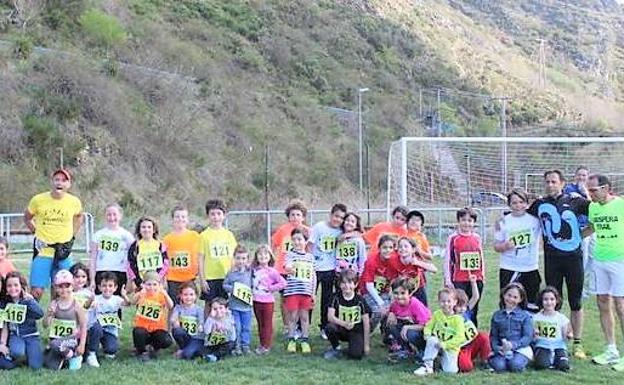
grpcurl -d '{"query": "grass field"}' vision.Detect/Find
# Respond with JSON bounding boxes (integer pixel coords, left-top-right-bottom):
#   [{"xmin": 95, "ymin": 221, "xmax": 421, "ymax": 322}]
[{"xmin": 1, "ymin": 252, "xmax": 622, "ymax": 385}]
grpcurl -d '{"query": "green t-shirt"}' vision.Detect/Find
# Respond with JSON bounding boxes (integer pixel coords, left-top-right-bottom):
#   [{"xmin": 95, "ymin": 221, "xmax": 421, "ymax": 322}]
[{"xmin": 589, "ymin": 196, "xmax": 624, "ymax": 262}]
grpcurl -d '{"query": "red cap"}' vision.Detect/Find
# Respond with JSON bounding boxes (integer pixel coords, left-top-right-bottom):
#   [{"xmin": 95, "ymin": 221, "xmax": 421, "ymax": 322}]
[{"xmin": 52, "ymin": 169, "xmax": 72, "ymax": 182}]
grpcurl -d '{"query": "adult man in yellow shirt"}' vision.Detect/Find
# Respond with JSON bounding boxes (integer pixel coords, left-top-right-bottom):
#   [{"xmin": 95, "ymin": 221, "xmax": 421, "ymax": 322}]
[{"xmin": 23, "ymin": 169, "xmax": 83, "ymax": 299}]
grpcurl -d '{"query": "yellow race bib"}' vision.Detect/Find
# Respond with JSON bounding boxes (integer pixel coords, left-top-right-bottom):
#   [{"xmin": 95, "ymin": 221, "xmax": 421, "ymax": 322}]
[
  {"xmin": 171, "ymin": 251, "xmax": 190, "ymax": 269},
  {"xmin": 338, "ymin": 305, "xmax": 361, "ymax": 324},
  {"xmin": 97, "ymin": 313, "xmax": 122, "ymax": 329},
  {"xmin": 293, "ymin": 261, "xmax": 314, "ymax": 282},
  {"xmin": 509, "ymin": 230, "xmax": 532, "ymax": 249},
  {"xmin": 459, "ymin": 252, "xmax": 481, "ymax": 271},
  {"xmin": 337, "ymin": 242, "xmax": 357, "ymax": 259},
  {"xmin": 233, "ymin": 282, "xmax": 253, "ymax": 305},
  {"xmin": 179, "ymin": 315, "xmax": 199, "ymax": 336},
  {"xmin": 4, "ymin": 303, "xmax": 27, "ymax": 324},
  {"xmin": 137, "ymin": 251, "xmax": 163, "ymax": 272},
  {"xmin": 136, "ymin": 301, "xmax": 162, "ymax": 321},
  {"xmin": 49, "ymin": 319, "xmax": 76, "ymax": 338}
]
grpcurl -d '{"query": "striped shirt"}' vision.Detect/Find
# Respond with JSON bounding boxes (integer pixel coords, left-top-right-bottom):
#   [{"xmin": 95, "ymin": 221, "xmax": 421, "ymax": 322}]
[{"xmin": 283, "ymin": 250, "xmax": 316, "ymax": 297}]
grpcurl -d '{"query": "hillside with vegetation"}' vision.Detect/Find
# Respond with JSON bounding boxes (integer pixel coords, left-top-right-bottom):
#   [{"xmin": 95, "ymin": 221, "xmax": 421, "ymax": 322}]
[{"xmin": 1, "ymin": 0, "xmax": 623, "ymax": 216}]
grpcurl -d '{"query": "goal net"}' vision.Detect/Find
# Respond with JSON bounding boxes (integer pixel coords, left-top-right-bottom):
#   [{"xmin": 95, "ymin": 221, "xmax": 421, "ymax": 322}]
[{"xmin": 387, "ymin": 137, "xmax": 624, "ymax": 211}]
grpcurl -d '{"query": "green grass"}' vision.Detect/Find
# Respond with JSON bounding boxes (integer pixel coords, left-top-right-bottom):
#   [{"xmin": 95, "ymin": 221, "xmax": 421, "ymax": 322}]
[{"xmin": 1, "ymin": 252, "xmax": 622, "ymax": 385}]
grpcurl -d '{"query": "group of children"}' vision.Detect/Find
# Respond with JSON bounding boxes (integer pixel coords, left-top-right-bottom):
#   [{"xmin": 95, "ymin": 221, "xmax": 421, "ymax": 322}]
[{"xmin": 0, "ymin": 195, "xmax": 576, "ymax": 376}]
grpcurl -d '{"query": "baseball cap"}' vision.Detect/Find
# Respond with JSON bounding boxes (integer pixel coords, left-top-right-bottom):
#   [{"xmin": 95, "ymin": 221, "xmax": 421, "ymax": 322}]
[
  {"xmin": 52, "ymin": 169, "xmax": 72, "ymax": 182},
  {"xmin": 54, "ymin": 269, "xmax": 74, "ymax": 285}
]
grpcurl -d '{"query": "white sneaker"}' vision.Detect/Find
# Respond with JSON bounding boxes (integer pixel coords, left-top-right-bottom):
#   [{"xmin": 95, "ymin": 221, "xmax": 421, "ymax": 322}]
[
  {"xmin": 593, "ymin": 348, "xmax": 620, "ymax": 365},
  {"xmin": 86, "ymin": 353, "xmax": 100, "ymax": 368},
  {"xmin": 413, "ymin": 365, "xmax": 434, "ymax": 376}
]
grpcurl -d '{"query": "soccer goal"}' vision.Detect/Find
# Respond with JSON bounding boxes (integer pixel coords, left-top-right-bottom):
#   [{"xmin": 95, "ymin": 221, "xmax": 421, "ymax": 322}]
[{"xmin": 387, "ymin": 136, "xmax": 624, "ymax": 211}]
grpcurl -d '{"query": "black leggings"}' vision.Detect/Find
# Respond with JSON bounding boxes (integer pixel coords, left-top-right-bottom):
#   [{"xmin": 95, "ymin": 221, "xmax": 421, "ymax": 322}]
[
  {"xmin": 534, "ymin": 347, "xmax": 569, "ymax": 371},
  {"xmin": 545, "ymin": 256, "xmax": 583, "ymax": 311},
  {"xmin": 315, "ymin": 270, "xmax": 335, "ymax": 330},
  {"xmin": 326, "ymin": 323, "xmax": 365, "ymax": 359},
  {"xmin": 132, "ymin": 328, "xmax": 172, "ymax": 354}
]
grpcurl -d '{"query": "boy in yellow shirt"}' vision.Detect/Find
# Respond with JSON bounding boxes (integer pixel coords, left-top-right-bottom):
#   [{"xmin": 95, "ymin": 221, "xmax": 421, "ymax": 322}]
[{"xmin": 198, "ymin": 199, "xmax": 237, "ymax": 316}]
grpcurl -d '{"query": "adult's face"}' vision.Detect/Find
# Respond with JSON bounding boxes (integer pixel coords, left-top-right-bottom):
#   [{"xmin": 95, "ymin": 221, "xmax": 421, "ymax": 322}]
[
  {"xmin": 544, "ymin": 173, "xmax": 564, "ymax": 197},
  {"xmin": 51, "ymin": 173, "xmax": 70, "ymax": 195},
  {"xmin": 587, "ymin": 177, "xmax": 609, "ymax": 204}
]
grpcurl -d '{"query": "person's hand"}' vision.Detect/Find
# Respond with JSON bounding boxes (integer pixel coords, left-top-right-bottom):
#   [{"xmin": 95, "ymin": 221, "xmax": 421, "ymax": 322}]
[
  {"xmin": 502, "ymin": 339, "xmax": 512, "ymax": 352},
  {"xmin": 444, "ymin": 281, "xmax": 455, "ymax": 289},
  {"xmin": 0, "ymin": 344, "xmax": 9, "ymax": 356},
  {"xmin": 364, "ymin": 345, "xmax": 370, "ymax": 356},
  {"xmin": 47, "ymin": 302, "xmax": 57, "ymax": 317},
  {"xmin": 504, "ymin": 240, "xmax": 515, "ymax": 251},
  {"xmin": 202, "ymin": 281, "xmax": 209, "ymax": 293},
  {"xmin": 344, "ymin": 322, "xmax": 355, "ymax": 331},
  {"xmin": 468, "ymin": 274, "xmax": 477, "ymax": 284},
  {"xmin": 284, "ymin": 266, "xmax": 295, "ymax": 275},
  {"xmin": 76, "ymin": 344, "xmax": 85, "ymax": 356},
  {"xmin": 121, "ymin": 285, "xmax": 127, "ymax": 298},
  {"xmin": 400, "ymin": 326, "xmax": 410, "ymax": 341},
  {"xmin": 380, "ymin": 305, "xmax": 389, "ymax": 317},
  {"xmin": 89, "ymin": 282, "xmax": 96, "ymax": 292},
  {"xmin": 386, "ymin": 312, "xmax": 397, "ymax": 326},
  {"xmin": 23, "ymin": 292, "xmax": 34, "ymax": 301}
]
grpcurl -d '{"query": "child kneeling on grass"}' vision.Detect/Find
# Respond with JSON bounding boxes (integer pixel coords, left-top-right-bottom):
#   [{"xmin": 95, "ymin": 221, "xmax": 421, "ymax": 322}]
[
  {"xmin": 203, "ymin": 298, "xmax": 236, "ymax": 362},
  {"xmin": 413, "ymin": 288, "xmax": 465, "ymax": 376},
  {"xmin": 43, "ymin": 270, "xmax": 88, "ymax": 370},
  {"xmin": 533, "ymin": 286, "xmax": 571, "ymax": 372},
  {"xmin": 131, "ymin": 271, "xmax": 174, "ymax": 362},
  {"xmin": 324, "ymin": 269, "xmax": 370, "ymax": 360}
]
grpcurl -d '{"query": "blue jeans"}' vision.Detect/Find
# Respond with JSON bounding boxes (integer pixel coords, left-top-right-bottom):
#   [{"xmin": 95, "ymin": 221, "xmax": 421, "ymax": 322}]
[
  {"xmin": 9, "ymin": 334, "xmax": 43, "ymax": 369},
  {"xmin": 489, "ymin": 352, "xmax": 530, "ymax": 373},
  {"xmin": 87, "ymin": 323, "xmax": 119, "ymax": 355},
  {"xmin": 231, "ymin": 309, "xmax": 252, "ymax": 348},
  {"xmin": 172, "ymin": 327, "xmax": 204, "ymax": 359}
]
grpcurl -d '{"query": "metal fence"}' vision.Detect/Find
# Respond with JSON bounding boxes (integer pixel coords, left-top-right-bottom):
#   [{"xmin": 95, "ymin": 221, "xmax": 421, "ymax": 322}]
[{"xmin": 1, "ymin": 212, "xmax": 96, "ymax": 256}]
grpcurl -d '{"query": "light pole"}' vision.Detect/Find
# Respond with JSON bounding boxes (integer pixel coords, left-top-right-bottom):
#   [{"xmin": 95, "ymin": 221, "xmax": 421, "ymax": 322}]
[{"xmin": 357, "ymin": 87, "xmax": 369, "ymax": 193}]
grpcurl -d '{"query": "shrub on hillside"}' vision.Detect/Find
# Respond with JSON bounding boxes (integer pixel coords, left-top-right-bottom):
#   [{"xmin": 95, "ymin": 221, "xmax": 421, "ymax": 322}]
[{"xmin": 79, "ymin": 9, "xmax": 127, "ymax": 52}]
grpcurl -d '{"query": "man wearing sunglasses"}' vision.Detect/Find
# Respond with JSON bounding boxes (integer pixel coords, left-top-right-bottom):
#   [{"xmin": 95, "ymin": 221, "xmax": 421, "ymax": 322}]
[{"xmin": 586, "ymin": 174, "xmax": 624, "ymax": 371}]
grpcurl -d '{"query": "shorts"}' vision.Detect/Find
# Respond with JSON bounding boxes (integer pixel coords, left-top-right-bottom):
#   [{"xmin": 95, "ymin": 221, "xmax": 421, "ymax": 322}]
[
  {"xmin": 593, "ymin": 260, "xmax": 624, "ymax": 297},
  {"xmin": 200, "ymin": 279, "xmax": 227, "ymax": 302},
  {"xmin": 94, "ymin": 271, "xmax": 127, "ymax": 295},
  {"xmin": 283, "ymin": 294, "xmax": 314, "ymax": 311},
  {"xmin": 499, "ymin": 269, "xmax": 541, "ymax": 308},
  {"xmin": 544, "ymin": 255, "xmax": 583, "ymax": 311},
  {"xmin": 30, "ymin": 256, "xmax": 74, "ymax": 289}
]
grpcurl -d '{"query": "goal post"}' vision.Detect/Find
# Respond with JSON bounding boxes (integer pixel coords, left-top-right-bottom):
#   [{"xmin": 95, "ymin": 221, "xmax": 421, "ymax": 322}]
[{"xmin": 387, "ymin": 136, "xmax": 624, "ymax": 212}]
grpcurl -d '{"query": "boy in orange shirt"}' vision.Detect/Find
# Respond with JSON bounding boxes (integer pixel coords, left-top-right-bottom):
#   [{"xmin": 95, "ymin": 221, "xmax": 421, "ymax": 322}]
[
  {"xmin": 363, "ymin": 206, "xmax": 408, "ymax": 256},
  {"xmin": 163, "ymin": 205, "xmax": 200, "ymax": 304}
]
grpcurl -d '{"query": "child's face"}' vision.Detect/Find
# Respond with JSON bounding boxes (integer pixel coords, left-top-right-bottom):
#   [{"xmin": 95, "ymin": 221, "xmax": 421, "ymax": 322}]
[
  {"xmin": 256, "ymin": 249, "xmax": 271, "ymax": 266},
  {"xmin": 143, "ymin": 279, "xmax": 159, "ymax": 293},
  {"xmin": 139, "ymin": 220, "xmax": 155, "ymax": 240},
  {"xmin": 234, "ymin": 252, "xmax": 249, "ymax": 269},
  {"xmin": 288, "ymin": 209, "xmax": 304, "ymax": 226},
  {"xmin": 291, "ymin": 233, "xmax": 307, "ymax": 251},
  {"xmin": 51, "ymin": 174, "xmax": 70, "ymax": 193},
  {"xmin": 180, "ymin": 287, "xmax": 197, "ymax": 305},
  {"xmin": 6, "ymin": 277, "xmax": 22, "ymax": 299},
  {"xmin": 393, "ymin": 286, "xmax": 411, "ymax": 306},
  {"xmin": 339, "ymin": 279, "xmax": 356, "ymax": 295},
  {"xmin": 208, "ymin": 209, "xmax": 225, "ymax": 228},
  {"xmin": 397, "ymin": 239, "xmax": 414, "ymax": 262},
  {"xmin": 503, "ymin": 287, "xmax": 522, "ymax": 309},
  {"xmin": 211, "ymin": 302, "xmax": 227, "ymax": 319},
  {"xmin": 55, "ymin": 282, "xmax": 73, "ymax": 299},
  {"xmin": 0, "ymin": 243, "xmax": 7, "ymax": 260},
  {"xmin": 172, "ymin": 210, "xmax": 189, "ymax": 231},
  {"xmin": 392, "ymin": 211, "xmax": 407, "ymax": 227},
  {"xmin": 343, "ymin": 215, "xmax": 357, "ymax": 232},
  {"xmin": 329, "ymin": 210, "xmax": 346, "ymax": 228},
  {"xmin": 542, "ymin": 292, "xmax": 557, "ymax": 311},
  {"xmin": 455, "ymin": 302, "xmax": 467, "ymax": 314},
  {"xmin": 379, "ymin": 241, "xmax": 395, "ymax": 259},
  {"xmin": 509, "ymin": 195, "xmax": 528, "ymax": 215},
  {"xmin": 105, "ymin": 206, "xmax": 121, "ymax": 227},
  {"xmin": 438, "ymin": 292, "xmax": 457, "ymax": 314},
  {"xmin": 73, "ymin": 269, "xmax": 88, "ymax": 290},
  {"xmin": 407, "ymin": 216, "xmax": 422, "ymax": 232},
  {"xmin": 99, "ymin": 280, "xmax": 117, "ymax": 297},
  {"xmin": 458, "ymin": 215, "xmax": 475, "ymax": 233}
]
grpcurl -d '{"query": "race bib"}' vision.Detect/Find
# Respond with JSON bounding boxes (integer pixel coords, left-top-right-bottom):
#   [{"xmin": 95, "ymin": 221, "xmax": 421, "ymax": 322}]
[
  {"xmin": 100, "ymin": 236, "xmax": 121, "ymax": 253},
  {"xmin": 282, "ymin": 238, "xmax": 293, "ymax": 252},
  {"xmin": 233, "ymin": 282, "xmax": 253, "ymax": 305},
  {"xmin": 373, "ymin": 276, "xmax": 388, "ymax": 292},
  {"xmin": 4, "ymin": 303, "xmax": 27, "ymax": 324},
  {"xmin": 210, "ymin": 242, "xmax": 230, "ymax": 258},
  {"xmin": 171, "ymin": 251, "xmax": 190, "ymax": 269},
  {"xmin": 179, "ymin": 315, "xmax": 199, "ymax": 336},
  {"xmin": 74, "ymin": 293, "xmax": 91, "ymax": 309},
  {"xmin": 338, "ymin": 305, "xmax": 361, "ymax": 324},
  {"xmin": 97, "ymin": 313, "xmax": 122, "ymax": 329},
  {"xmin": 49, "ymin": 319, "xmax": 76, "ymax": 338},
  {"xmin": 509, "ymin": 230, "xmax": 531, "ymax": 249},
  {"xmin": 464, "ymin": 320, "xmax": 478, "ymax": 343},
  {"xmin": 136, "ymin": 301, "xmax": 162, "ymax": 321},
  {"xmin": 337, "ymin": 242, "xmax": 357, "ymax": 259},
  {"xmin": 319, "ymin": 236, "xmax": 337, "ymax": 253},
  {"xmin": 459, "ymin": 252, "xmax": 481, "ymax": 271},
  {"xmin": 535, "ymin": 321, "xmax": 558, "ymax": 339},
  {"xmin": 293, "ymin": 261, "xmax": 314, "ymax": 281},
  {"xmin": 137, "ymin": 251, "xmax": 163, "ymax": 272},
  {"xmin": 207, "ymin": 331, "xmax": 227, "ymax": 346}
]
